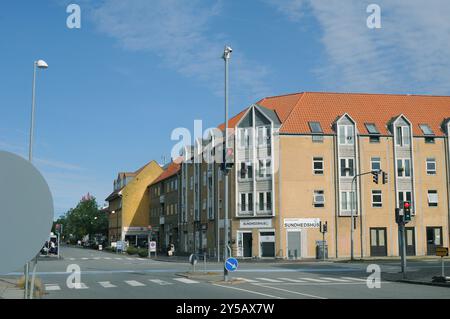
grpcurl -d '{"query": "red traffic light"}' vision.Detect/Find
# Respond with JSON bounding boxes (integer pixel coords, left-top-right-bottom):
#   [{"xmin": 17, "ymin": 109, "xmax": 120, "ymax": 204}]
[{"xmin": 404, "ymin": 202, "xmax": 410, "ymax": 209}]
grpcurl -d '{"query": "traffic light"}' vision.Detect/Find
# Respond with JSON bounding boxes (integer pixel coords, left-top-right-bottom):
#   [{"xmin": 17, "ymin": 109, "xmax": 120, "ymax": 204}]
[
  {"xmin": 382, "ymin": 171, "xmax": 388, "ymax": 184},
  {"xmin": 403, "ymin": 201, "xmax": 412, "ymax": 222},
  {"xmin": 322, "ymin": 221, "xmax": 328, "ymax": 233},
  {"xmin": 372, "ymin": 170, "xmax": 379, "ymax": 184},
  {"xmin": 221, "ymin": 147, "xmax": 234, "ymax": 173}
]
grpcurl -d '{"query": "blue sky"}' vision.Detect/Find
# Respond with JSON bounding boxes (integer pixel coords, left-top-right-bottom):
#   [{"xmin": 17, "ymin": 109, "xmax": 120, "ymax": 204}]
[{"xmin": 1, "ymin": 0, "xmax": 450, "ymax": 218}]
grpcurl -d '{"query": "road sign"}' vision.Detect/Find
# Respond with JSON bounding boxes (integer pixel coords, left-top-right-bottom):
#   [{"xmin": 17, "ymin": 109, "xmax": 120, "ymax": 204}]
[
  {"xmin": 189, "ymin": 254, "xmax": 199, "ymax": 265},
  {"xmin": 116, "ymin": 241, "xmax": 124, "ymax": 251},
  {"xmin": 149, "ymin": 241, "xmax": 157, "ymax": 252},
  {"xmin": 436, "ymin": 247, "xmax": 449, "ymax": 257},
  {"xmin": 225, "ymin": 257, "xmax": 238, "ymax": 272}
]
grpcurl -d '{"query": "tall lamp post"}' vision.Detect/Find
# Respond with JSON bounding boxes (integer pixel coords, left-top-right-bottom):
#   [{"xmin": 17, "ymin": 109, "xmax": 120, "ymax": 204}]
[
  {"xmin": 222, "ymin": 46, "xmax": 232, "ymax": 282},
  {"xmin": 25, "ymin": 59, "xmax": 49, "ymax": 299}
]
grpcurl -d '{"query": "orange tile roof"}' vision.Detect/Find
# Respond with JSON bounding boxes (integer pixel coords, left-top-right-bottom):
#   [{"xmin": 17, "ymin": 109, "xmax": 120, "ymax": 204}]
[
  {"xmin": 151, "ymin": 161, "xmax": 181, "ymax": 186},
  {"xmin": 216, "ymin": 91, "xmax": 450, "ymax": 136}
]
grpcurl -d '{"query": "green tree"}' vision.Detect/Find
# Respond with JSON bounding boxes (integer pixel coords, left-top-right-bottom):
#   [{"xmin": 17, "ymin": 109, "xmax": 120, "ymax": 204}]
[{"xmin": 62, "ymin": 194, "xmax": 108, "ymax": 241}]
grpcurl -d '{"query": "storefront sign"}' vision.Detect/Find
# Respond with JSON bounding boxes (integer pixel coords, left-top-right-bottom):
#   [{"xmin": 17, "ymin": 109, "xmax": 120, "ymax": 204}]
[
  {"xmin": 284, "ymin": 218, "xmax": 321, "ymax": 229},
  {"xmin": 240, "ymin": 219, "xmax": 272, "ymax": 228},
  {"xmin": 123, "ymin": 227, "xmax": 147, "ymax": 232}
]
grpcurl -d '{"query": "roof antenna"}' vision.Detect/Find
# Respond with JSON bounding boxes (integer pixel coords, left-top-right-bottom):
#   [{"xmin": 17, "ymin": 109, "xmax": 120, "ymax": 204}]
[{"xmin": 161, "ymin": 155, "xmax": 166, "ymax": 166}]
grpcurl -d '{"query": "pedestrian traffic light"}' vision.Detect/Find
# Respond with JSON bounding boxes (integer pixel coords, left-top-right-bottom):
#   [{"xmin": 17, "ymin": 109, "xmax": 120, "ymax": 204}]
[
  {"xmin": 372, "ymin": 170, "xmax": 379, "ymax": 184},
  {"xmin": 322, "ymin": 221, "xmax": 328, "ymax": 233},
  {"xmin": 403, "ymin": 201, "xmax": 412, "ymax": 222},
  {"xmin": 382, "ymin": 171, "xmax": 388, "ymax": 185}
]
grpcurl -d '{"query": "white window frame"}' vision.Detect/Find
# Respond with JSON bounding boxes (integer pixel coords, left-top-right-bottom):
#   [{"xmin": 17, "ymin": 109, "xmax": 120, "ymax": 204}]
[
  {"xmin": 427, "ymin": 190, "xmax": 438, "ymax": 207},
  {"xmin": 257, "ymin": 191, "xmax": 272, "ymax": 213},
  {"xmin": 257, "ymin": 158, "xmax": 271, "ymax": 179},
  {"xmin": 238, "ymin": 128, "xmax": 251, "ymax": 149},
  {"xmin": 396, "ymin": 126, "xmax": 411, "ymax": 146},
  {"xmin": 397, "ymin": 191, "xmax": 412, "ymax": 208},
  {"xmin": 239, "ymin": 161, "xmax": 253, "ymax": 180},
  {"xmin": 239, "ymin": 192, "xmax": 254, "ymax": 214},
  {"xmin": 397, "ymin": 158, "xmax": 411, "ymax": 178},
  {"xmin": 338, "ymin": 125, "xmax": 355, "ymax": 145},
  {"xmin": 340, "ymin": 191, "xmax": 356, "ymax": 212},
  {"xmin": 371, "ymin": 157, "xmax": 381, "ymax": 172},
  {"xmin": 257, "ymin": 126, "xmax": 270, "ymax": 148},
  {"xmin": 426, "ymin": 158, "xmax": 436, "ymax": 175},
  {"xmin": 313, "ymin": 190, "xmax": 325, "ymax": 208},
  {"xmin": 340, "ymin": 157, "xmax": 355, "ymax": 177},
  {"xmin": 371, "ymin": 190, "xmax": 382, "ymax": 208},
  {"xmin": 313, "ymin": 157, "xmax": 324, "ymax": 175}
]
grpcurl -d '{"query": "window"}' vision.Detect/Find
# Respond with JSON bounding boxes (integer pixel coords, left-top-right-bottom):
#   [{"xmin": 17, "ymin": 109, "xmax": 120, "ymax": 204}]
[
  {"xmin": 371, "ymin": 157, "xmax": 381, "ymax": 172},
  {"xmin": 369, "ymin": 136, "xmax": 380, "ymax": 143},
  {"xmin": 258, "ymin": 192, "xmax": 272, "ymax": 212},
  {"xmin": 372, "ymin": 190, "xmax": 382, "ymax": 208},
  {"xmin": 339, "ymin": 125, "xmax": 355, "ymax": 145},
  {"xmin": 340, "ymin": 158, "xmax": 355, "ymax": 177},
  {"xmin": 428, "ymin": 190, "xmax": 438, "ymax": 207},
  {"xmin": 313, "ymin": 190, "xmax": 325, "ymax": 208},
  {"xmin": 309, "ymin": 122, "xmax": 324, "ymax": 143},
  {"xmin": 239, "ymin": 193, "xmax": 253, "ymax": 213},
  {"xmin": 340, "ymin": 191, "xmax": 356, "ymax": 212},
  {"xmin": 258, "ymin": 159, "xmax": 271, "ymax": 178},
  {"xmin": 365, "ymin": 123, "xmax": 380, "ymax": 135},
  {"xmin": 396, "ymin": 126, "xmax": 411, "ymax": 146},
  {"xmin": 313, "ymin": 157, "xmax": 324, "ymax": 175},
  {"xmin": 426, "ymin": 158, "xmax": 436, "ymax": 175},
  {"xmin": 419, "ymin": 124, "xmax": 434, "ymax": 136},
  {"xmin": 257, "ymin": 126, "xmax": 271, "ymax": 147},
  {"xmin": 309, "ymin": 122, "xmax": 323, "ymax": 134},
  {"xmin": 238, "ymin": 128, "xmax": 251, "ymax": 148},
  {"xmin": 397, "ymin": 159, "xmax": 411, "ymax": 177},
  {"xmin": 239, "ymin": 162, "xmax": 253, "ymax": 180}
]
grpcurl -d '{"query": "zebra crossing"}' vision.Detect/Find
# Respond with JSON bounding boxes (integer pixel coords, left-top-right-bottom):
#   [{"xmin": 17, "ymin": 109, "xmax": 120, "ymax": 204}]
[
  {"xmin": 44, "ymin": 275, "xmax": 369, "ymax": 293},
  {"xmin": 235, "ymin": 276, "xmax": 369, "ymax": 285},
  {"xmin": 44, "ymin": 277, "xmax": 200, "ymax": 292}
]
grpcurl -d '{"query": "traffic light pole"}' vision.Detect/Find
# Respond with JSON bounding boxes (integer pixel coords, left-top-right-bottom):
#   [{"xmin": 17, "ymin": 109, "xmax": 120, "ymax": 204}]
[
  {"xmin": 399, "ymin": 221, "xmax": 407, "ymax": 278},
  {"xmin": 223, "ymin": 46, "xmax": 231, "ymax": 282}
]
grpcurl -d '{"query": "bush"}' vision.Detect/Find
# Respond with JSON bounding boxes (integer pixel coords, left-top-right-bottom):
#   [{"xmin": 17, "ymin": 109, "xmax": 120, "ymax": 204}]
[
  {"xmin": 137, "ymin": 248, "xmax": 148, "ymax": 258},
  {"xmin": 126, "ymin": 246, "xmax": 138, "ymax": 255}
]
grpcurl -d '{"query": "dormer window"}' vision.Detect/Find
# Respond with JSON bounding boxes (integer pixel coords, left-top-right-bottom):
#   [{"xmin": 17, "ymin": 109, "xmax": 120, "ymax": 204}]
[
  {"xmin": 365, "ymin": 123, "xmax": 380, "ymax": 143},
  {"xmin": 309, "ymin": 121, "xmax": 324, "ymax": 143},
  {"xmin": 339, "ymin": 125, "xmax": 354, "ymax": 145},
  {"xmin": 419, "ymin": 124, "xmax": 435, "ymax": 144}
]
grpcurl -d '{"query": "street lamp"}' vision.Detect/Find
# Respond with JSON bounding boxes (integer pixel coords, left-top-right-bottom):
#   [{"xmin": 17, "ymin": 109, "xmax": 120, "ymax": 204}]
[
  {"xmin": 25, "ymin": 59, "xmax": 48, "ymax": 299},
  {"xmin": 222, "ymin": 46, "xmax": 232, "ymax": 282}
]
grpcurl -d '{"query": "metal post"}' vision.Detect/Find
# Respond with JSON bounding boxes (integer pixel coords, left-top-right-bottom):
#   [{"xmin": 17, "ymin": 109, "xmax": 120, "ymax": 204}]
[
  {"xmin": 350, "ymin": 176, "xmax": 356, "ymax": 261},
  {"xmin": 399, "ymin": 222, "xmax": 407, "ymax": 278},
  {"xmin": 204, "ymin": 254, "xmax": 207, "ymax": 273},
  {"xmin": 23, "ymin": 263, "xmax": 29, "ymax": 299},
  {"xmin": 148, "ymin": 232, "xmax": 151, "ymax": 258},
  {"xmin": 322, "ymin": 232, "xmax": 325, "ymax": 261},
  {"xmin": 442, "ymin": 257, "xmax": 445, "ymax": 278},
  {"xmin": 223, "ymin": 46, "xmax": 232, "ymax": 282}
]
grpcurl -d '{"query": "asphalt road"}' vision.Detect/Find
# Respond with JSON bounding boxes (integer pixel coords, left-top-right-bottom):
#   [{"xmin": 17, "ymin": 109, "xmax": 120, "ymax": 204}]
[{"xmin": 4, "ymin": 246, "xmax": 450, "ymax": 299}]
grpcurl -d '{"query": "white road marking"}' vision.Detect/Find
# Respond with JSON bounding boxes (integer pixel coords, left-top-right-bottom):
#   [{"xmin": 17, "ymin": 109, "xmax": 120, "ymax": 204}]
[
  {"xmin": 254, "ymin": 284, "xmax": 326, "ymax": 299},
  {"xmin": 94, "ymin": 257, "xmax": 101, "ymax": 260},
  {"xmin": 235, "ymin": 277, "xmax": 259, "ymax": 283},
  {"xmin": 149, "ymin": 279, "xmax": 173, "ymax": 285},
  {"xmin": 103, "ymin": 257, "xmax": 112, "ymax": 260},
  {"xmin": 73, "ymin": 283, "xmax": 89, "ymax": 289},
  {"xmin": 45, "ymin": 284, "xmax": 61, "ymax": 291},
  {"xmin": 341, "ymin": 277, "xmax": 367, "ymax": 282},
  {"xmin": 126, "ymin": 258, "xmax": 134, "ymax": 260},
  {"xmin": 68, "ymin": 258, "xmax": 75, "ymax": 261},
  {"xmin": 277, "ymin": 278, "xmax": 306, "ymax": 283},
  {"xmin": 137, "ymin": 258, "xmax": 146, "ymax": 261},
  {"xmin": 125, "ymin": 280, "xmax": 146, "ymax": 287},
  {"xmin": 98, "ymin": 281, "xmax": 116, "ymax": 288},
  {"xmin": 299, "ymin": 277, "xmax": 328, "ymax": 283},
  {"xmin": 256, "ymin": 278, "xmax": 283, "ymax": 283},
  {"xmin": 320, "ymin": 277, "xmax": 351, "ymax": 282},
  {"xmin": 173, "ymin": 278, "xmax": 199, "ymax": 284},
  {"xmin": 81, "ymin": 257, "xmax": 89, "ymax": 260},
  {"xmin": 114, "ymin": 258, "xmax": 123, "ymax": 260},
  {"xmin": 213, "ymin": 283, "xmax": 283, "ymax": 299}
]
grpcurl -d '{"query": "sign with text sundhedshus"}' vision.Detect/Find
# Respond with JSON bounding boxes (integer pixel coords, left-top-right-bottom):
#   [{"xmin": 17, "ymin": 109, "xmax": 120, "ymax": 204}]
[{"xmin": 0, "ymin": 151, "xmax": 53, "ymax": 274}]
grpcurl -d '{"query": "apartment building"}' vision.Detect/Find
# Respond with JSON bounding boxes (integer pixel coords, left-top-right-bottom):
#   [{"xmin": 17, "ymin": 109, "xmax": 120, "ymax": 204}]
[
  {"xmin": 148, "ymin": 161, "xmax": 181, "ymax": 252},
  {"xmin": 105, "ymin": 161, "xmax": 163, "ymax": 246}
]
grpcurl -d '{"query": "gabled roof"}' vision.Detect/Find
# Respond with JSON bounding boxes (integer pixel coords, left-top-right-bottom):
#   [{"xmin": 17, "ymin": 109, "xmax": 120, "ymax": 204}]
[
  {"xmin": 150, "ymin": 161, "xmax": 181, "ymax": 186},
  {"xmin": 222, "ymin": 92, "xmax": 450, "ymax": 136}
]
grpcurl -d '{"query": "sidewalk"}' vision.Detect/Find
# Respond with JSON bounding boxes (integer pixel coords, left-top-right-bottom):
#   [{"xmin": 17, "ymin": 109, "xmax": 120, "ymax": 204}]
[{"xmin": 0, "ymin": 278, "xmax": 23, "ymax": 299}]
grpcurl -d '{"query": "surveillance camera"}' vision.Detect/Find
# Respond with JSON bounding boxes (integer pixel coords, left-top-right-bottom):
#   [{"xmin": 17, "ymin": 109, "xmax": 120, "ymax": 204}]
[{"xmin": 226, "ymin": 46, "xmax": 232, "ymax": 52}]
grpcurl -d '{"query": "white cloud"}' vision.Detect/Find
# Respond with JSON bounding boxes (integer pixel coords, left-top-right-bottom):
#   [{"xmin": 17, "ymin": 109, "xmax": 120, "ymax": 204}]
[
  {"xmin": 90, "ymin": 0, "xmax": 271, "ymax": 99},
  {"xmin": 266, "ymin": 0, "xmax": 450, "ymax": 94}
]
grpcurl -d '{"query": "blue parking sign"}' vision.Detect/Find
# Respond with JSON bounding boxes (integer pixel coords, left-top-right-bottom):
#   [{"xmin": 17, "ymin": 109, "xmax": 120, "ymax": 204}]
[{"xmin": 225, "ymin": 257, "xmax": 238, "ymax": 272}]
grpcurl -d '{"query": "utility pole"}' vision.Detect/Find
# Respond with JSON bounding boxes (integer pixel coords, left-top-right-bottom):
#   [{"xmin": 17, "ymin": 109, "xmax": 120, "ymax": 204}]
[{"xmin": 222, "ymin": 46, "xmax": 232, "ymax": 282}]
